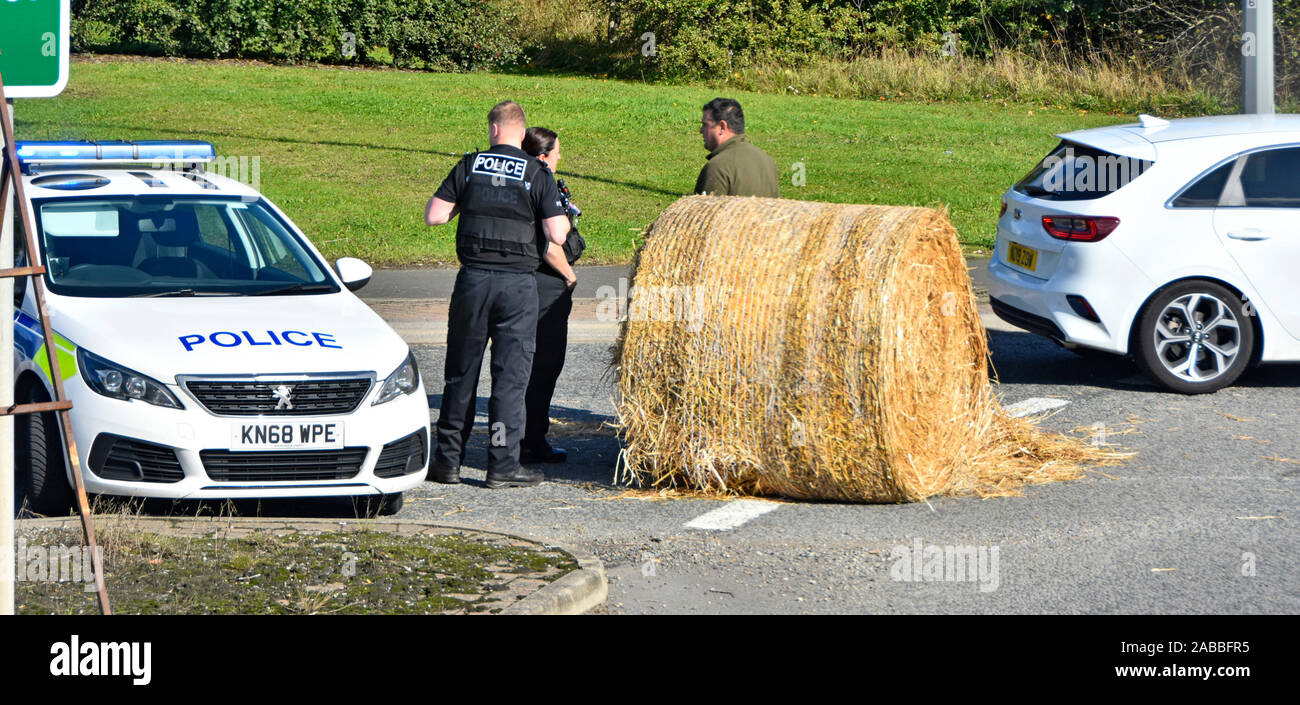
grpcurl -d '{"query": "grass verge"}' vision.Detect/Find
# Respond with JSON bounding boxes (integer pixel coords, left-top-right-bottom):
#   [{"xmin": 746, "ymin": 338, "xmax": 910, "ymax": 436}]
[
  {"xmin": 14, "ymin": 56, "xmax": 1135, "ymax": 264},
  {"xmin": 16, "ymin": 524, "xmax": 577, "ymax": 615}
]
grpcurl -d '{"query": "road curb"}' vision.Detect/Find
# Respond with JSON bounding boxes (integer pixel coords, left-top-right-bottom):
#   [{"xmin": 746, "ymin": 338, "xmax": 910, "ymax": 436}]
[
  {"xmin": 16, "ymin": 515, "xmax": 608, "ymax": 615},
  {"xmin": 500, "ymin": 539, "xmax": 608, "ymax": 615}
]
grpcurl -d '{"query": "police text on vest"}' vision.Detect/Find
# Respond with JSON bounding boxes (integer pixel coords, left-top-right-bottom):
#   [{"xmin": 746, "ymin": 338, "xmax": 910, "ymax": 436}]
[{"xmin": 471, "ymin": 154, "xmax": 527, "ymax": 181}]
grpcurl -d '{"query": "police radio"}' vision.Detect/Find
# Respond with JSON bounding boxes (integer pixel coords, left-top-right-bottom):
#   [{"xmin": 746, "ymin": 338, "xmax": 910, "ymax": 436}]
[
  {"xmin": 556, "ymin": 178, "xmax": 580, "ymax": 226},
  {"xmin": 554, "ymin": 177, "xmax": 586, "ymax": 264}
]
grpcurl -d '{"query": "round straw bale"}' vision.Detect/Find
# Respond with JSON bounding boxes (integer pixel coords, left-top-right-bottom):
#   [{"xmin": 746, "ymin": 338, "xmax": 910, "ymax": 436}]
[{"xmin": 614, "ymin": 196, "xmax": 1114, "ymax": 502}]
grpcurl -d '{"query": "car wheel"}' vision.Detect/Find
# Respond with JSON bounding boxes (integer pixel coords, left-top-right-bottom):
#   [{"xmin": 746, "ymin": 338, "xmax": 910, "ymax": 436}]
[
  {"xmin": 16, "ymin": 400, "xmax": 74, "ymax": 516},
  {"xmin": 353, "ymin": 493, "xmax": 403, "ymax": 517},
  {"xmin": 1134, "ymin": 281, "xmax": 1254, "ymax": 394}
]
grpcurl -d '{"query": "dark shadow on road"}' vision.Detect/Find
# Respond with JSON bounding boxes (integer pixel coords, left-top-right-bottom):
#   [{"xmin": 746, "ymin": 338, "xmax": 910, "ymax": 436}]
[
  {"xmin": 426, "ymin": 395, "xmax": 623, "ymax": 487},
  {"xmin": 987, "ymin": 329, "xmax": 1300, "ymax": 392},
  {"xmin": 426, "ymin": 395, "xmax": 613, "ymax": 427},
  {"xmin": 987, "ymin": 329, "xmax": 1145, "ymax": 390}
]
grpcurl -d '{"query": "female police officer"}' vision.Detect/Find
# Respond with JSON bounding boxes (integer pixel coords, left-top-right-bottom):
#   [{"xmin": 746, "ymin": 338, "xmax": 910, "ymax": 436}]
[{"xmin": 520, "ymin": 127, "xmax": 584, "ymax": 464}]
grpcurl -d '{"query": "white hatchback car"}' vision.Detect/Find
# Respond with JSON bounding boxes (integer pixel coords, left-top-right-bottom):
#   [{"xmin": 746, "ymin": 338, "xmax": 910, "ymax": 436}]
[
  {"xmin": 11, "ymin": 141, "xmax": 429, "ymax": 514},
  {"xmin": 988, "ymin": 114, "xmax": 1300, "ymax": 393}
]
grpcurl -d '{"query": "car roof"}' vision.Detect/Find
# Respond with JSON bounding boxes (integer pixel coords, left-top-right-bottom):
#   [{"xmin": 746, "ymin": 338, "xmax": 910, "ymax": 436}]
[
  {"xmin": 1056, "ymin": 113, "xmax": 1300, "ymax": 161},
  {"xmin": 21, "ymin": 166, "xmax": 261, "ymax": 200}
]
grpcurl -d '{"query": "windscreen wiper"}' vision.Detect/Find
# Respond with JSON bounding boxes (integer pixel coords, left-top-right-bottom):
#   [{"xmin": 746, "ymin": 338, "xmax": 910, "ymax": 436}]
[
  {"xmin": 250, "ymin": 283, "xmax": 336, "ymax": 296},
  {"xmin": 130, "ymin": 289, "xmax": 239, "ymax": 298}
]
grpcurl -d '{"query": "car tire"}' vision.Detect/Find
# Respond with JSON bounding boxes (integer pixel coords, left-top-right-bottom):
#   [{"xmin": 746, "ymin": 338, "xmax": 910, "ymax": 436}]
[
  {"xmin": 16, "ymin": 400, "xmax": 74, "ymax": 516},
  {"xmin": 1134, "ymin": 280, "xmax": 1254, "ymax": 394}
]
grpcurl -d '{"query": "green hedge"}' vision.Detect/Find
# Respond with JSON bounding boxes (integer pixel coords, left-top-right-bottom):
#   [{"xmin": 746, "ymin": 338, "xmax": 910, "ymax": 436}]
[
  {"xmin": 69, "ymin": 0, "xmax": 1300, "ymax": 100},
  {"xmin": 598, "ymin": 0, "xmax": 1299, "ymax": 81},
  {"xmin": 70, "ymin": 0, "xmax": 522, "ymax": 71}
]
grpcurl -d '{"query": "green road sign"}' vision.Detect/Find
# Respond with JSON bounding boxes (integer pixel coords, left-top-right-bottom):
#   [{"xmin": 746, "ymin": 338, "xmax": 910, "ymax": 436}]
[{"xmin": 0, "ymin": 0, "xmax": 70, "ymax": 98}]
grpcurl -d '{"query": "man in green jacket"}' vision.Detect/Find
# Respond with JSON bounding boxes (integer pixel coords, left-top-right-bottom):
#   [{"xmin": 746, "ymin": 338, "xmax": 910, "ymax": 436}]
[{"xmin": 694, "ymin": 97, "xmax": 780, "ymax": 198}]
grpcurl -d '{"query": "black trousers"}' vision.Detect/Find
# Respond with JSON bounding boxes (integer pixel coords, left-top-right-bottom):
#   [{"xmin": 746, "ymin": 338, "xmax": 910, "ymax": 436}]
[
  {"xmin": 435, "ymin": 267, "xmax": 538, "ymax": 476},
  {"xmin": 524, "ymin": 271, "xmax": 573, "ymax": 449}
]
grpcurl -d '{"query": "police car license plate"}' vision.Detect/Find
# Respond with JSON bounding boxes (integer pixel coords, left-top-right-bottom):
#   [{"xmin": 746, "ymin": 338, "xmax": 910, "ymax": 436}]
[
  {"xmin": 1007, "ymin": 242, "xmax": 1038, "ymax": 271},
  {"xmin": 232, "ymin": 422, "xmax": 344, "ymax": 451}
]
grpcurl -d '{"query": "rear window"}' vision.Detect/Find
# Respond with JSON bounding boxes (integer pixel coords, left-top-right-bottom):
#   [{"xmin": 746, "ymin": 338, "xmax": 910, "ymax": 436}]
[{"xmin": 1015, "ymin": 140, "xmax": 1154, "ymax": 201}]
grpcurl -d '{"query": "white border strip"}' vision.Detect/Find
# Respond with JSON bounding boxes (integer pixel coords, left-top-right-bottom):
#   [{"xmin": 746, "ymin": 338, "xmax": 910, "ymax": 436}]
[
  {"xmin": 1004, "ymin": 397, "xmax": 1071, "ymax": 418},
  {"xmin": 684, "ymin": 500, "xmax": 781, "ymax": 531}
]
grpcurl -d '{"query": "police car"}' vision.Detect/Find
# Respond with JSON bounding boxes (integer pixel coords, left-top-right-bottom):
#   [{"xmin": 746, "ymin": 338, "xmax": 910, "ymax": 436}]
[{"xmin": 11, "ymin": 141, "xmax": 428, "ymax": 515}]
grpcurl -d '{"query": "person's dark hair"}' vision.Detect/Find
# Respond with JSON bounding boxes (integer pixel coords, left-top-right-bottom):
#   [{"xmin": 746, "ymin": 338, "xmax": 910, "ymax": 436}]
[
  {"xmin": 523, "ymin": 126, "xmax": 558, "ymax": 157},
  {"xmin": 702, "ymin": 97, "xmax": 745, "ymax": 134},
  {"xmin": 488, "ymin": 100, "xmax": 526, "ymax": 128}
]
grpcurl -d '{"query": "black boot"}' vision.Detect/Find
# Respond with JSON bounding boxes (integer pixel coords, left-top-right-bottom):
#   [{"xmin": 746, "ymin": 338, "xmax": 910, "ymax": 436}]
[
  {"xmin": 520, "ymin": 441, "xmax": 567, "ymax": 464},
  {"xmin": 427, "ymin": 460, "xmax": 460, "ymax": 484},
  {"xmin": 485, "ymin": 465, "xmax": 544, "ymax": 489}
]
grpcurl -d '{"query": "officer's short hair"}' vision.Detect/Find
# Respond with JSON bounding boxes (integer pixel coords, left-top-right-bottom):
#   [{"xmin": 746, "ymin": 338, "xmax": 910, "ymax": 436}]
[
  {"xmin": 523, "ymin": 127, "xmax": 558, "ymax": 157},
  {"xmin": 703, "ymin": 98, "xmax": 745, "ymax": 134},
  {"xmin": 489, "ymin": 100, "xmax": 526, "ymax": 129}
]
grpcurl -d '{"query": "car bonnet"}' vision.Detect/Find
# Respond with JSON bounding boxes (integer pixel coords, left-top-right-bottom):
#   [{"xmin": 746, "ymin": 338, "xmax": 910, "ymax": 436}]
[{"xmin": 44, "ymin": 292, "xmax": 409, "ymax": 381}]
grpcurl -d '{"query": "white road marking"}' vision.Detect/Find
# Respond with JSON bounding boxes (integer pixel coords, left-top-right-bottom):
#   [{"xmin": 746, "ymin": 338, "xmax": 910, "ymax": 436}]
[
  {"xmin": 684, "ymin": 500, "xmax": 781, "ymax": 531},
  {"xmin": 1004, "ymin": 397, "xmax": 1071, "ymax": 418}
]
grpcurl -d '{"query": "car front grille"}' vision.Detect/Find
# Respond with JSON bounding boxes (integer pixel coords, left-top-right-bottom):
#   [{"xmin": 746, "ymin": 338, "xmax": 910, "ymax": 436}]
[
  {"xmin": 200, "ymin": 448, "xmax": 368, "ymax": 482},
  {"xmin": 374, "ymin": 428, "xmax": 428, "ymax": 478},
  {"xmin": 89, "ymin": 435, "xmax": 185, "ymax": 483},
  {"xmin": 185, "ymin": 378, "xmax": 372, "ymax": 416}
]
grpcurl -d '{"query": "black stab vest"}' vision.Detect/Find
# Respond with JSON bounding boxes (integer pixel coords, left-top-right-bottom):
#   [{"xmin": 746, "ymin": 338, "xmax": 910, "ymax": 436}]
[{"xmin": 455, "ymin": 150, "xmax": 544, "ymax": 261}]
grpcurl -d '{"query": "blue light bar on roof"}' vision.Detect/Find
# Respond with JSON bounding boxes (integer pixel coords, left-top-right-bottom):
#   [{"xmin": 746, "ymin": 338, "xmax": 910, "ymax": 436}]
[{"xmin": 15, "ymin": 141, "xmax": 216, "ymax": 169}]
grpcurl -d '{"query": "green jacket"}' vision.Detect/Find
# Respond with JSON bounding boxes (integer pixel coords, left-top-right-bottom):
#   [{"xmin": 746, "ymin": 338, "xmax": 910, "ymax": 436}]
[{"xmin": 694, "ymin": 134, "xmax": 781, "ymax": 198}]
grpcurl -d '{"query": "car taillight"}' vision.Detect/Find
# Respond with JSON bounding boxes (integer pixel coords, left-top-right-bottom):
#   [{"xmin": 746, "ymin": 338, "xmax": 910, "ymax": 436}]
[
  {"xmin": 1042, "ymin": 215, "xmax": 1120, "ymax": 242},
  {"xmin": 999, "ymin": 200, "xmax": 1007, "ymax": 217}
]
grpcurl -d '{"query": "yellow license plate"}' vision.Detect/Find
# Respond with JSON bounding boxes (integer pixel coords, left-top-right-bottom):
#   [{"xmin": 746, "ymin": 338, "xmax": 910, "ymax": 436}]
[{"xmin": 1007, "ymin": 242, "xmax": 1038, "ymax": 271}]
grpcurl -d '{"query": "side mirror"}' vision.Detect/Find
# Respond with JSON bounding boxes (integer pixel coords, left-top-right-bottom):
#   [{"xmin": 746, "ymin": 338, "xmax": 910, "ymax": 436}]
[{"xmin": 335, "ymin": 257, "xmax": 372, "ymax": 292}]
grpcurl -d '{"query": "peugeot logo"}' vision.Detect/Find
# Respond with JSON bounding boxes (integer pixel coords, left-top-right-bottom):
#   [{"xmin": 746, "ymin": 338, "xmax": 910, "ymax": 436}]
[
  {"xmin": 1014, "ymin": 208, "xmax": 1023, "ymax": 220},
  {"xmin": 272, "ymin": 384, "xmax": 294, "ymax": 410}
]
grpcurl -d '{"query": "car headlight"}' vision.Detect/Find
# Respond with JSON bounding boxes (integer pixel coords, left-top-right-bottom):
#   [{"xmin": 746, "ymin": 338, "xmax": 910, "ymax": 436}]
[
  {"xmin": 373, "ymin": 352, "xmax": 420, "ymax": 406},
  {"xmin": 77, "ymin": 349, "xmax": 185, "ymax": 409}
]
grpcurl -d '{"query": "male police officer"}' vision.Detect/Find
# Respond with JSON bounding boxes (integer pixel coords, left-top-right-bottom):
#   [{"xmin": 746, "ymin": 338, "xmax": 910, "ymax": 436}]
[{"xmin": 424, "ymin": 101, "xmax": 570, "ymax": 488}]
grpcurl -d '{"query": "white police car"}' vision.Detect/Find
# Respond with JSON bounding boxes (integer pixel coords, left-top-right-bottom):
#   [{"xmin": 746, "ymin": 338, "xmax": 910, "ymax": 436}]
[{"xmin": 11, "ymin": 141, "xmax": 428, "ymax": 515}]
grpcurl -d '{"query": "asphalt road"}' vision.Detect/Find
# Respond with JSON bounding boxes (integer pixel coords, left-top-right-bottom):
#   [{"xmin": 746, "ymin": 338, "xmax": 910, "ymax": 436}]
[{"xmin": 371, "ymin": 263, "xmax": 1299, "ymax": 615}]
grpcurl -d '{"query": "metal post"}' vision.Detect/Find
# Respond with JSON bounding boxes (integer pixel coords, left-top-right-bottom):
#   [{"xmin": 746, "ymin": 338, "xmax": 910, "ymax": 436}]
[
  {"xmin": 1244, "ymin": 0, "xmax": 1275, "ymax": 114},
  {"xmin": 1, "ymin": 99, "xmax": 14, "ymax": 616}
]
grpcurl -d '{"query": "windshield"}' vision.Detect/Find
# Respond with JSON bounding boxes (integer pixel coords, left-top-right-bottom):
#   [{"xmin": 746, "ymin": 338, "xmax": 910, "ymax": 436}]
[
  {"xmin": 33, "ymin": 196, "xmax": 339, "ymax": 297},
  {"xmin": 1014, "ymin": 140, "xmax": 1153, "ymax": 201}
]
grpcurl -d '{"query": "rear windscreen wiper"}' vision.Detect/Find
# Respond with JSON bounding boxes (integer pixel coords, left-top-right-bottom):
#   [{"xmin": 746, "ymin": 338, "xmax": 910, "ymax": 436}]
[{"xmin": 1019, "ymin": 184, "xmax": 1056, "ymax": 198}]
